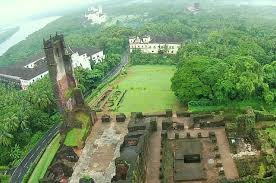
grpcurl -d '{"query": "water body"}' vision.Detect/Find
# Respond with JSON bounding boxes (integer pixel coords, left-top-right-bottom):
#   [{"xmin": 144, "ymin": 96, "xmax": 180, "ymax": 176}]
[{"xmin": 0, "ymin": 16, "xmax": 61, "ymax": 56}]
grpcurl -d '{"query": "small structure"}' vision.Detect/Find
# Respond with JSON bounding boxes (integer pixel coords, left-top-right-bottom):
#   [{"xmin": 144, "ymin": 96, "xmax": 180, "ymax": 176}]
[
  {"xmin": 116, "ymin": 113, "xmax": 127, "ymax": 122},
  {"xmin": 102, "ymin": 114, "xmax": 111, "ymax": 123},
  {"xmin": 112, "ymin": 115, "xmax": 151, "ymax": 182},
  {"xmin": 162, "ymin": 118, "xmax": 173, "ymax": 130},
  {"xmin": 174, "ymin": 139, "xmax": 205, "ymax": 181},
  {"xmin": 129, "ymin": 35, "xmax": 182, "ymax": 54}
]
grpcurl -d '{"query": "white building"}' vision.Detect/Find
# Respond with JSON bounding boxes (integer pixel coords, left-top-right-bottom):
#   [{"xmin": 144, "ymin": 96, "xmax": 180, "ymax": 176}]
[
  {"xmin": 187, "ymin": 3, "xmax": 200, "ymax": 14},
  {"xmin": 85, "ymin": 6, "xmax": 107, "ymax": 25},
  {"xmin": 129, "ymin": 35, "xmax": 182, "ymax": 54},
  {"xmin": 69, "ymin": 47, "xmax": 105, "ymax": 69},
  {"xmin": 0, "ymin": 48, "xmax": 105, "ymax": 90}
]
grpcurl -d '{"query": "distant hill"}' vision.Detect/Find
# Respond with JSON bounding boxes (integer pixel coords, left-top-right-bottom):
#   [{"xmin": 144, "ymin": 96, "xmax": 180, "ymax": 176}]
[{"xmin": 0, "ymin": 27, "xmax": 19, "ymax": 44}]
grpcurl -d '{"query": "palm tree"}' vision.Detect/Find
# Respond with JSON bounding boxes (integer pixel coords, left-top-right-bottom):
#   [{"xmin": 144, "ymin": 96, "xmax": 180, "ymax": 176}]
[{"xmin": 0, "ymin": 130, "xmax": 13, "ymax": 146}]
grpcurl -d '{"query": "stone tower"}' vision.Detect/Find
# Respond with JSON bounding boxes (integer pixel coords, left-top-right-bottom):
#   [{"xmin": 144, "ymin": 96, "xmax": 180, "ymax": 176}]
[{"xmin": 43, "ymin": 34, "xmax": 85, "ymax": 113}]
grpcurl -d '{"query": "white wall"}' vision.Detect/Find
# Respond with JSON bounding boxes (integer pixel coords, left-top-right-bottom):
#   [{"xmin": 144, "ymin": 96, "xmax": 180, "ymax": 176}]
[
  {"xmin": 91, "ymin": 51, "xmax": 105, "ymax": 64},
  {"xmin": 71, "ymin": 53, "xmax": 91, "ymax": 70},
  {"xmin": 20, "ymin": 71, "xmax": 48, "ymax": 90},
  {"xmin": 129, "ymin": 43, "xmax": 181, "ymax": 54},
  {"xmin": 71, "ymin": 50, "xmax": 105, "ymax": 69}
]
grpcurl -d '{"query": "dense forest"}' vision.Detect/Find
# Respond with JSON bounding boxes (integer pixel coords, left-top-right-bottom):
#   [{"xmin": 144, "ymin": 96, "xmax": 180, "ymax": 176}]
[{"xmin": 0, "ymin": 78, "xmax": 58, "ymax": 167}]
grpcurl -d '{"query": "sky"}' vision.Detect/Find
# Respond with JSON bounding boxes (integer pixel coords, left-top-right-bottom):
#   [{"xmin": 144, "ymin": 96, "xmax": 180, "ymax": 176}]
[{"xmin": 0, "ymin": 0, "xmax": 93, "ymax": 25}]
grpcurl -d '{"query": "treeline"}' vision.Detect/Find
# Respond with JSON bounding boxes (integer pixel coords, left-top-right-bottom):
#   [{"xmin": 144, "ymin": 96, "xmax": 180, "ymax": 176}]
[
  {"xmin": 75, "ymin": 53, "xmax": 121, "ymax": 94},
  {"xmin": 130, "ymin": 50, "xmax": 177, "ymax": 65},
  {"xmin": 171, "ymin": 24, "xmax": 276, "ymax": 107},
  {"xmin": 0, "ymin": 77, "xmax": 60, "ymax": 167}
]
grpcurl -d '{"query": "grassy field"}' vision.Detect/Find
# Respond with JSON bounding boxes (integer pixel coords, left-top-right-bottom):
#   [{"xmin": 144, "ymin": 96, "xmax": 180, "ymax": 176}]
[
  {"xmin": 114, "ymin": 65, "xmax": 182, "ymax": 113},
  {"xmin": 28, "ymin": 135, "xmax": 60, "ymax": 183},
  {"xmin": 64, "ymin": 111, "xmax": 91, "ymax": 147}
]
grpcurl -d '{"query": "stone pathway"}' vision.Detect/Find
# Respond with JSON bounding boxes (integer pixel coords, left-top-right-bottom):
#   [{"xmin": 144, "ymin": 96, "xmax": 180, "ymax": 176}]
[
  {"xmin": 145, "ymin": 119, "xmax": 162, "ymax": 183},
  {"xmin": 69, "ymin": 118, "xmax": 129, "ymax": 183},
  {"xmin": 216, "ymin": 129, "xmax": 239, "ymax": 179}
]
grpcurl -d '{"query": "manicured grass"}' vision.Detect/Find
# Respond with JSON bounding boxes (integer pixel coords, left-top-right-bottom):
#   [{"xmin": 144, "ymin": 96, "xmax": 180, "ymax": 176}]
[
  {"xmin": 115, "ymin": 65, "xmax": 182, "ymax": 113},
  {"xmin": 64, "ymin": 111, "xmax": 90, "ymax": 147},
  {"xmin": 64, "ymin": 128, "xmax": 84, "ymax": 147},
  {"xmin": 28, "ymin": 135, "xmax": 61, "ymax": 183}
]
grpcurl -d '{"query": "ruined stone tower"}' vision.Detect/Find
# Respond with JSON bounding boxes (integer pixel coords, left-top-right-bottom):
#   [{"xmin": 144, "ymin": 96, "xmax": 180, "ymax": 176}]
[{"xmin": 43, "ymin": 34, "xmax": 85, "ymax": 113}]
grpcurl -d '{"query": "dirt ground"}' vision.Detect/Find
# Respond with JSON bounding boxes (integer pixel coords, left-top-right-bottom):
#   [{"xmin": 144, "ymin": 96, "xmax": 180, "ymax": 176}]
[{"xmin": 216, "ymin": 129, "xmax": 239, "ymax": 179}]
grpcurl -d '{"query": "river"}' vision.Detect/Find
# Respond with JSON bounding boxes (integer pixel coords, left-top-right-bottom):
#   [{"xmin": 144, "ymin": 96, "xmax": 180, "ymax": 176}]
[{"xmin": 0, "ymin": 16, "xmax": 61, "ymax": 56}]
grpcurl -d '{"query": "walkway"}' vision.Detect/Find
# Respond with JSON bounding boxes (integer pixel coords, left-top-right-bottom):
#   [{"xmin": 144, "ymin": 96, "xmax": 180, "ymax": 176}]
[
  {"xmin": 216, "ymin": 129, "xmax": 239, "ymax": 179},
  {"xmin": 146, "ymin": 118, "xmax": 162, "ymax": 183},
  {"xmin": 69, "ymin": 115, "xmax": 129, "ymax": 182}
]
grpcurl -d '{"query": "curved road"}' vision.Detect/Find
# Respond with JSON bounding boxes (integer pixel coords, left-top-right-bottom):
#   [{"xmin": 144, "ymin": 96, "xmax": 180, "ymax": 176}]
[
  {"xmin": 10, "ymin": 123, "xmax": 60, "ymax": 183},
  {"xmin": 10, "ymin": 52, "xmax": 129, "ymax": 183},
  {"xmin": 101, "ymin": 51, "xmax": 129, "ymax": 83}
]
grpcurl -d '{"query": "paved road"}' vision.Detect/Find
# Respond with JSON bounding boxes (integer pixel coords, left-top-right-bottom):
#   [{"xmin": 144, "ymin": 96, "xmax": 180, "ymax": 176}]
[
  {"xmin": 101, "ymin": 51, "xmax": 129, "ymax": 83},
  {"xmin": 10, "ymin": 123, "xmax": 61, "ymax": 183},
  {"xmin": 83, "ymin": 51, "xmax": 129, "ymax": 97},
  {"xmin": 9, "ymin": 52, "xmax": 129, "ymax": 182}
]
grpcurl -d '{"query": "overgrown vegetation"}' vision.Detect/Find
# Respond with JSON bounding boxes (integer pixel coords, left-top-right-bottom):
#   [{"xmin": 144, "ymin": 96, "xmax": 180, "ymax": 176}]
[
  {"xmin": 170, "ymin": 11, "xmax": 276, "ymax": 110},
  {"xmin": 130, "ymin": 50, "xmax": 177, "ymax": 65},
  {"xmin": 0, "ymin": 77, "xmax": 60, "ymax": 168},
  {"xmin": 64, "ymin": 111, "xmax": 90, "ymax": 147}
]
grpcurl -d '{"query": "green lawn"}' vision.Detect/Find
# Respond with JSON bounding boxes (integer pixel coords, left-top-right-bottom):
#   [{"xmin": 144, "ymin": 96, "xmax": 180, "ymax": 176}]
[
  {"xmin": 116, "ymin": 65, "xmax": 182, "ymax": 113},
  {"xmin": 28, "ymin": 135, "xmax": 61, "ymax": 183},
  {"xmin": 64, "ymin": 111, "xmax": 90, "ymax": 147}
]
